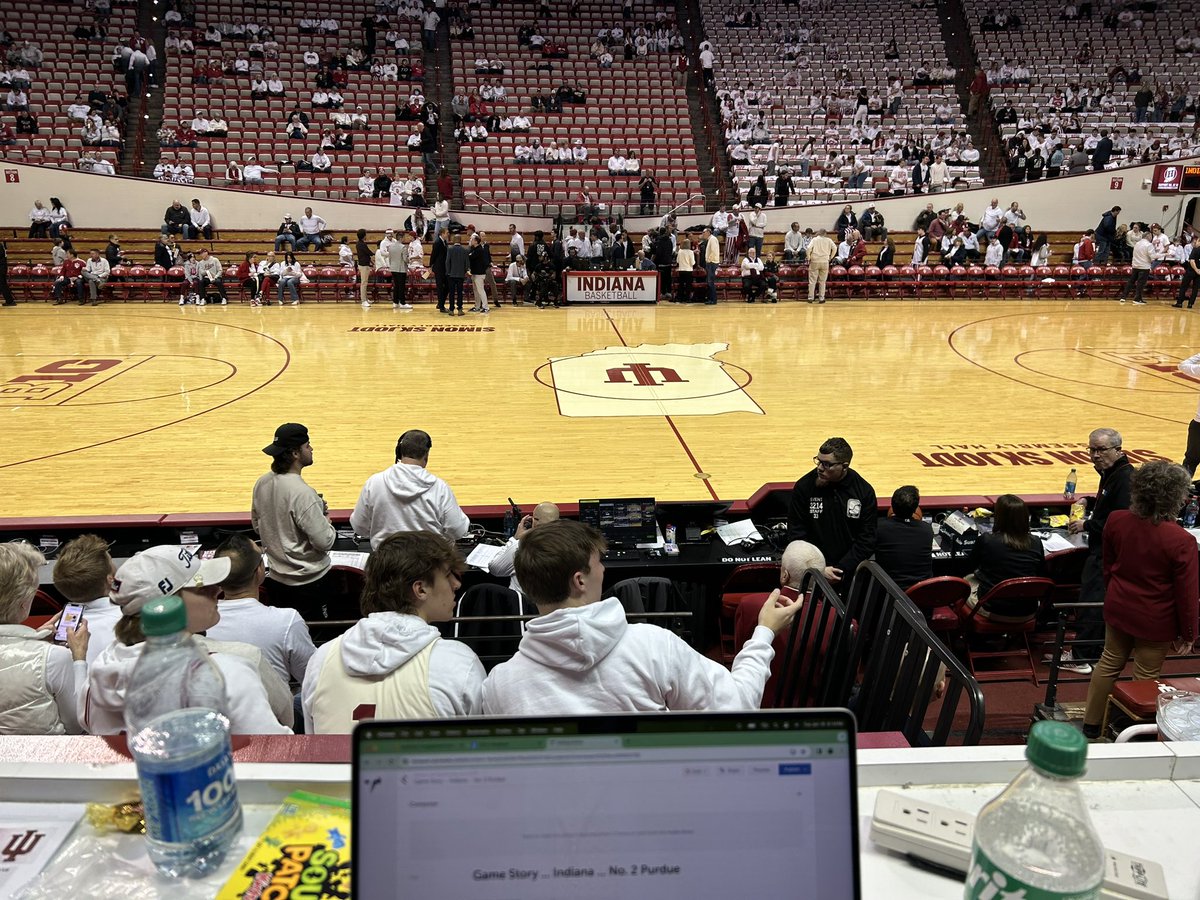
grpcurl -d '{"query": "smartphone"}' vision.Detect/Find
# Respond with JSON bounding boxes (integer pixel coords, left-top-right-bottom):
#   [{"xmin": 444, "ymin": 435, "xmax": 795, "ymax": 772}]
[
  {"xmin": 779, "ymin": 585, "xmax": 801, "ymax": 603},
  {"xmin": 54, "ymin": 603, "xmax": 85, "ymax": 643}
]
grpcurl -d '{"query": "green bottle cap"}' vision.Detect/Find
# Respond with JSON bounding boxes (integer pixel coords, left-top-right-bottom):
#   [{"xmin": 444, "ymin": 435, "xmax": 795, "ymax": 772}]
[
  {"xmin": 141, "ymin": 595, "xmax": 188, "ymax": 636},
  {"xmin": 1026, "ymin": 720, "xmax": 1088, "ymax": 778}
]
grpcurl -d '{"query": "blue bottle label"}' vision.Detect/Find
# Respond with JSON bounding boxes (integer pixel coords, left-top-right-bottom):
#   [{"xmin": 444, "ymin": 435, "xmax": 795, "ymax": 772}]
[{"xmin": 137, "ymin": 739, "xmax": 238, "ymax": 844}]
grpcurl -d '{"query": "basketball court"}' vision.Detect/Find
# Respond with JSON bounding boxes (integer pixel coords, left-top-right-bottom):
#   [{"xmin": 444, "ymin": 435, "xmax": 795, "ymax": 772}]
[{"xmin": 1, "ymin": 299, "xmax": 1196, "ymax": 517}]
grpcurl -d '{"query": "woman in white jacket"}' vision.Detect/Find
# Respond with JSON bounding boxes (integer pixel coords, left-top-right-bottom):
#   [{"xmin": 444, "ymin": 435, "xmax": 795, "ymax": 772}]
[
  {"xmin": 0, "ymin": 543, "xmax": 90, "ymax": 734},
  {"xmin": 302, "ymin": 532, "xmax": 485, "ymax": 733},
  {"xmin": 82, "ymin": 546, "xmax": 291, "ymax": 736}
]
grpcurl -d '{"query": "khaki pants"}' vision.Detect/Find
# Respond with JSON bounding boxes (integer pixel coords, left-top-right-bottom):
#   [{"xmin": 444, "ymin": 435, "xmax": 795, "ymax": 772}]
[
  {"xmin": 472, "ymin": 273, "xmax": 488, "ymax": 310},
  {"xmin": 358, "ymin": 264, "xmax": 373, "ymax": 303},
  {"xmin": 808, "ymin": 260, "xmax": 829, "ymax": 302},
  {"xmin": 1083, "ymin": 624, "xmax": 1171, "ymax": 727}
]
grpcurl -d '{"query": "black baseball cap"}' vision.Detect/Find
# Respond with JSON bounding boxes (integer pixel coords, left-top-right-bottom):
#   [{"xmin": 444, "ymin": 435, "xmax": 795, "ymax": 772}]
[{"xmin": 263, "ymin": 423, "xmax": 310, "ymax": 456}]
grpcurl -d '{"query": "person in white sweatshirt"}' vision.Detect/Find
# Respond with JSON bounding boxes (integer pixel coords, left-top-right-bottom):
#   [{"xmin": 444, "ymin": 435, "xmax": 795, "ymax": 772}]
[
  {"xmin": 51, "ymin": 533, "xmax": 123, "ymax": 667},
  {"xmin": 482, "ymin": 520, "xmax": 803, "ymax": 714},
  {"xmin": 486, "ymin": 501, "xmax": 560, "ymax": 594},
  {"xmin": 82, "ymin": 545, "xmax": 292, "ymax": 735},
  {"xmin": 208, "ymin": 534, "xmax": 316, "ymax": 688},
  {"xmin": 350, "ymin": 429, "xmax": 471, "ymax": 548},
  {"xmin": 302, "ymin": 532, "xmax": 485, "ymax": 732}
]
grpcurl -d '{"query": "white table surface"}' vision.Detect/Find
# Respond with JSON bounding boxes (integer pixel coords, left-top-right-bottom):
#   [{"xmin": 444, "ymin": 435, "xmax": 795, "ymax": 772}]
[{"xmin": 3, "ymin": 744, "xmax": 1199, "ymax": 898}]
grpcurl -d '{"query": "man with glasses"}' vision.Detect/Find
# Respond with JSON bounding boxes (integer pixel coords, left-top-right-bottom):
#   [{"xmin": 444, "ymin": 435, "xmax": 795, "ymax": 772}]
[
  {"xmin": 786, "ymin": 437, "xmax": 878, "ymax": 584},
  {"xmin": 1058, "ymin": 428, "xmax": 1133, "ymax": 673}
]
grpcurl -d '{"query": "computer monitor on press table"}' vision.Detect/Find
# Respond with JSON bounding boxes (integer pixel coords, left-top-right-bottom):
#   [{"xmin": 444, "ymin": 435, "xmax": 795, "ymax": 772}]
[
  {"xmin": 353, "ymin": 710, "xmax": 861, "ymax": 900},
  {"xmin": 577, "ymin": 497, "xmax": 658, "ymax": 547}
]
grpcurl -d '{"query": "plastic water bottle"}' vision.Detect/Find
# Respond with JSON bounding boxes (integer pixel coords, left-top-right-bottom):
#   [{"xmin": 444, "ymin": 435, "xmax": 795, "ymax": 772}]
[
  {"xmin": 1063, "ymin": 467, "xmax": 1077, "ymax": 501},
  {"xmin": 1183, "ymin": 496, "xmax": 1198, "ymax": 528},
  {"xmin": 965, "ymin": 720, "xmax": 1104, "ymax": 899},
  {"xmin": 125, "ymin": 596, "xmax": 243, "ymax": 878}
]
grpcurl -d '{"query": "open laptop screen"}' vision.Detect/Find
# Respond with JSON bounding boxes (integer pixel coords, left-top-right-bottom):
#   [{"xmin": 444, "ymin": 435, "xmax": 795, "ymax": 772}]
[{"xmin": 353, "ymin": 710, "xmax": 859, "ymax": 899}]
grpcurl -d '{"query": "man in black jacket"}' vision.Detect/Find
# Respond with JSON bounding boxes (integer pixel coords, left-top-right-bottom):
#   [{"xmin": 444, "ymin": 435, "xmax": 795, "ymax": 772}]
[
  {"xmin": 430, "ymin": 232, "xmax": 448, "ymax": 312},
  {"xmin": 787, "ymin": 437, "xmax": 878, "ymax": 584},
  {"xmin": 873, "ymin": 485, "xmax": 933, "ymax": 591},
  {"xmin": 1062, "ymin": 427, "xmax": 1133, "ymax": 670},
  {"xmin": 1091, "ymin": 129, "xmax": 1114, "ymax": 171},
  {"xmin": 1093, "ymin": 205, "xmax": 1120, "ymax": 264},
  {"xmin": 160, "ymin": 199, "xmax": 191, "ymax": 237},
  {"xmin": 611, "ymin": 231, "xmax": 635, "ymax": 269}
]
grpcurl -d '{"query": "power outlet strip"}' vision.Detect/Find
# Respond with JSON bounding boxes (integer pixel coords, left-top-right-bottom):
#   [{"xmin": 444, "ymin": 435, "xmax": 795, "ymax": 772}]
[{"xmin": 869, "ymin": 790, "xmax": 1169, "ymax": 900}]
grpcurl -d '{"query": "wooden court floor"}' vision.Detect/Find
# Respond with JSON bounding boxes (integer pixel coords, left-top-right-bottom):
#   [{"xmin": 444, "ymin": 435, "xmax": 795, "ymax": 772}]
[{"xmin": 1, "ymin": 299, "xmax": 1198, "ymax": 517}]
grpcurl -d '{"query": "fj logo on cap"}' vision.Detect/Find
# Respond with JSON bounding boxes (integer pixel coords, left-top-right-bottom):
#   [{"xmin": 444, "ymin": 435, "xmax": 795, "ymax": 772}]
[{"xmin": 158, "ymin": 578, "xmax": 173, "ymax": 594}]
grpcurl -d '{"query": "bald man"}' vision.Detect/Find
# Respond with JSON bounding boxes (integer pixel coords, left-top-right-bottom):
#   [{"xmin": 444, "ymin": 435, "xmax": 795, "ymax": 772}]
[{"xmin": 486, "ymin": 502, "xmax": 561, "ymax": 595}]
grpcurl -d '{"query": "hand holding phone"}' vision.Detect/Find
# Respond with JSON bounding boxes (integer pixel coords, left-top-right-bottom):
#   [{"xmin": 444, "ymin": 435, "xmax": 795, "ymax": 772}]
[
  {"xmin": 54, "ymin": 603, "xmax": 85, "ymax": 644},
  {"xmin": 65, "ymin": 616, "xmax": 90, "ymax": 662}
]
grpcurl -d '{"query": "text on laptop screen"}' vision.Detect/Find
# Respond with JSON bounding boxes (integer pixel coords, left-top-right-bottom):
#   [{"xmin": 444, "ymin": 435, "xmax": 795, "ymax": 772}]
[
  {"xmin": 577, "ymin": 498, "xmax": 658, "ymax": 547},
  {"xmin": 354, "ymin": 712, "xmax": 859, "ymax": 899}
]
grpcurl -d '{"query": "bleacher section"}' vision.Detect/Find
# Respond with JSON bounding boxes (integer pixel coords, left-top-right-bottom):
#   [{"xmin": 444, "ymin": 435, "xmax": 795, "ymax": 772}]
[
  {"xmin": 964, "ymin": 0, "xmax": 1200, "ymax": 166},
  {"xmin": 447, "ymin": 0, "xmax": 704, "ymax": 217},
  {"xmin": 700, "ymin": 0, "xmax": 984, "ymax": 205},
  {"xmin": 0, "ymin": 0, "xmax": 135, "ymax": 175},
  {"xmin": 160, "ymin": 1, "xmax": 424, "ymax": 198}
]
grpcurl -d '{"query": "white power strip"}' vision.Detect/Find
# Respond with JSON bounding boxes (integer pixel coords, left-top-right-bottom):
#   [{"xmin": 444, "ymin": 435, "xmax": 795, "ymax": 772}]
[{"xmin": 869, "ymin": 790, "xmax": 1169, "ymax": 900}]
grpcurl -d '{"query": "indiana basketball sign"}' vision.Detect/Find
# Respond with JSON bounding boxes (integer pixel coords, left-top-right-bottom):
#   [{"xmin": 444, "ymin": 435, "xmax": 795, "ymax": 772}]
[
  {"xmin": 538, "ymin": 342, "xmax": 763, "ymax": 417},
  {"xmin": 566, "ymin": 271, "xmax": 659, "ymax": 303}
]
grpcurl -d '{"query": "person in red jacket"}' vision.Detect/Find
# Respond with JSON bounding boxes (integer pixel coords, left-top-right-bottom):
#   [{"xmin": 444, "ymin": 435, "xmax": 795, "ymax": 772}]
[{"xmin": 1082, "ymin": 461, "xmax": 1199, "ymax": 737}]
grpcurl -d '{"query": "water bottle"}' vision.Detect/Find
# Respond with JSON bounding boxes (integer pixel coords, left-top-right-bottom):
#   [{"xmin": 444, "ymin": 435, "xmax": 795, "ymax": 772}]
[
  {"xmin": 125, "ymin": 596, "xmax": 243, "ymax": 878},
  {"xmin": 965, "ymin": 720, "xmax": 1104, "ymax": 900},
  {"xmin": 1063, "ymin": 467, "xmax": 1077, "ymax": 501},
  {"xmin": 1183, "ymin": 496, "xmax": 1198, "ymax": 528}
]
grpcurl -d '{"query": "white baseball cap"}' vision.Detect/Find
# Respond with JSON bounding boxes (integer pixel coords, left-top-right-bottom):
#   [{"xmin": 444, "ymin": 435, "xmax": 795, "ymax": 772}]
[{"xmin": 110, "ymin": 545, "xmax": 231, "ymax": 616}]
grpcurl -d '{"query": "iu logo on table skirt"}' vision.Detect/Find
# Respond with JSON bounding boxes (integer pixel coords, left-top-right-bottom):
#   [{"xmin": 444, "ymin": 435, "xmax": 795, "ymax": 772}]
[{"xmin": 536, "ymin": 342, "xmax": 763, "ymax": 418}]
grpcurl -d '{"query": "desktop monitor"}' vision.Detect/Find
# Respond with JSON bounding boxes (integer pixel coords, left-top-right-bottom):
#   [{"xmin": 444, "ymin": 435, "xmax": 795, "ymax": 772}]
[{"xmin": 577, "ymin": 497, "xmax": 658, "ymax": 547}]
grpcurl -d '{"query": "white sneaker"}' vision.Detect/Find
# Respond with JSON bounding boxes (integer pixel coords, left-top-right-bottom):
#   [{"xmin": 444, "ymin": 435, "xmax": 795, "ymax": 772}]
[
  {"xmin": 178, "ymin": 296, "xmax": 186, "ymax": 306},
  {"xmin": 397, "ymin": 303, "xmax": 413, "ymax": 310},
  {"xmin": 220, "ymin": 298, "xmax": 227, "ymax": 305},
  {"xmin": 363, "ymin": 300, "xmax": 372, "ymax": 309},
  {"xmin": 393, "ymin": 302, "xmax": 400, "ymax": 310},
  {"xmin": 197, "ymin": 297, "xmax": 206, "ymax": 306},
  {"xmin": 290, "ymin": 300, "xmax": 300, "ymax": 306}
]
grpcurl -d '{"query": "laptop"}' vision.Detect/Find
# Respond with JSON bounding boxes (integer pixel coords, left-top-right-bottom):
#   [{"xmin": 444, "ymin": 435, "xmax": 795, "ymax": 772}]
[{"xmin": 353, "ymin": 710, "xmax": 860, "ymax": 899}]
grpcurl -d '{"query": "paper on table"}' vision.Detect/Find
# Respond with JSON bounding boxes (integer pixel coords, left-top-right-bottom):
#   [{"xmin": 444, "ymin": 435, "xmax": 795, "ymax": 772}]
[
  {"xmin": 329, "ymin": 551, "xmax": 369, "ymax": 570},
  {"xmin": 466, "ymin": 543, "xmax": 504, "ymax": 569},
  {"xmin": 1041, "ymin": 533, "xmax": 1079, "ymax": 554},
  {"xmin": 0, "ymin": 803, "xmax": 84, "ymax": 899},
  {"xmin": 715, "ymin": 519, "xmax": 763, "ymax": 545}
]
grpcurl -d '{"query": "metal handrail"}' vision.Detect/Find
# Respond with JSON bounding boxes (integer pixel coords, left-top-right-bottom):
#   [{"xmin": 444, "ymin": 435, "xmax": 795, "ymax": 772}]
[
  {"xmin": 467, "ymin": 191, "xmax": 506, "ymax": 215},
  {"xmin": 662, "ymin": 193, "xmax": 707, "ymax": 219}
]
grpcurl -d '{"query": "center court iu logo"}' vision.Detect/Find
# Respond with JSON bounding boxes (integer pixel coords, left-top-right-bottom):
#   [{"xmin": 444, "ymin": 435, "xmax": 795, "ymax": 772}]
[
  {"xmin": 536, "ymin": 342, "xmax": 763, "ymax": 418},
  {"xmin": 605, "ymin": 363, "xmax": 688, "ymax": 386}
]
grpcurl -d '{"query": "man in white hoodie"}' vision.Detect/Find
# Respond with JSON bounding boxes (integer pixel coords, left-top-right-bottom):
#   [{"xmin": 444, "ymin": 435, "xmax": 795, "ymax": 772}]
[
  {"xmin": 301, "ymin": 532, "xmax": 485, "ymax": 732},
  {"xmin": 482, "ymin": 520, "xmax": 804, "ymax": 714},
  {"xmin": 350, "ymin": 430, "xmax": 471, "ymax": 548},
  {"xmin": 82, "ymin": 546, "xmax": 292, "ymax": 735}
]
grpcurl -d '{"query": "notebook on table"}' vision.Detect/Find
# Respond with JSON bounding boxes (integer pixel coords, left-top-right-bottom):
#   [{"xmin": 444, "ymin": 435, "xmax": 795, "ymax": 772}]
[{"xmin": 353, "ymin": 709, "xmax": 860, "ymax": 899}]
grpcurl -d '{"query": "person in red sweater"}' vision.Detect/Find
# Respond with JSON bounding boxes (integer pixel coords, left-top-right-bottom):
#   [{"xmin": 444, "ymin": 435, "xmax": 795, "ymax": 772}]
[{"xmin": 1083, "ymin": 461, "xmax": 1199, "ymax": 737}]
